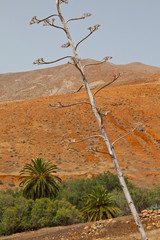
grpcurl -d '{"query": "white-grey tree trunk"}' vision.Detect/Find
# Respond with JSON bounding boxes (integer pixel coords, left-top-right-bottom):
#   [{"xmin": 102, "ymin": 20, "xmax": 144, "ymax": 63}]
[{"xmin": 55, "ymin": 1, "xmax": 148, "ymax": 239}]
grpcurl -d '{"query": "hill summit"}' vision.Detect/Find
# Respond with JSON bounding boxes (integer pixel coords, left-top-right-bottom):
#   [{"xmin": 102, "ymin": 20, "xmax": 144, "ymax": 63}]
[{"xmin": 0, "ymin": 59, "xmax": 160, "ymax": 102}]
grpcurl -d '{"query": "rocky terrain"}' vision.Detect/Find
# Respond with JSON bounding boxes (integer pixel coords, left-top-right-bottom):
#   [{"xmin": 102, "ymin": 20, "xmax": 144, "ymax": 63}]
[
  {"xmin": 1, "ymin": 210, "xmax": 160, "ymax": 240},
  {"xmin": 0, "ymin": 60, "xmax": 160, "ymax": 190},
  {"xmin": 0, "ymin": 60, "xmax": 160, "ymax": 239},
  {"xmin": 0, "ymin": 59, "xmax": 160, "ymax": 102}
]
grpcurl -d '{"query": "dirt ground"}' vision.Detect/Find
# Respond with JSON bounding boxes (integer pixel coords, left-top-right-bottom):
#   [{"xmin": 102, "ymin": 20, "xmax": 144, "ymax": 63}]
[
  {"xmin": 1, "ymin": 215, "xmax": 160, "ymax": 240},
  {"xmin": 0, "ymin": 82, "xmax": 160, "ymax": 191}
]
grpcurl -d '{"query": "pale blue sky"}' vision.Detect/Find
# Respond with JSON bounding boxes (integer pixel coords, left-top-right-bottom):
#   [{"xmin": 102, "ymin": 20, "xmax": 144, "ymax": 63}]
[{"xmin": 0, "ymin": 0, "xmax": 160, "ymax": 73}]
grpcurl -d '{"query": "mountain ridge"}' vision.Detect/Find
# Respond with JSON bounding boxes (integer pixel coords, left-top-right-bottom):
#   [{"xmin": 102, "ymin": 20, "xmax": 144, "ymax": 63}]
[{"xmin": 0, "ymin": 59, "xmax": 160, "ymax": 102}]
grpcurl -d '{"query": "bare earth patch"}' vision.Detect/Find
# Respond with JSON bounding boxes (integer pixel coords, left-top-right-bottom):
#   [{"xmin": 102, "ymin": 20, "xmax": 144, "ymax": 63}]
[{"xmin": 1, "ymin": 215, "xmax": 160, "ymax": 240}]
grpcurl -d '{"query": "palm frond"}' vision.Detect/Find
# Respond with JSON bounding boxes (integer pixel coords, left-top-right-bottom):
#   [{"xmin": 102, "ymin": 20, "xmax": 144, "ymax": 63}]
[{"xmin": 19, "ymin": 158, "xmax": 61, "ymax": 200}]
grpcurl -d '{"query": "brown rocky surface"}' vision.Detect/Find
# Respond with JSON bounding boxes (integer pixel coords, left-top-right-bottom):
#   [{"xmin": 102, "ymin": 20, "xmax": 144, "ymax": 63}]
[
  {"xmin": 0, "ymin": 61, "xmax": 160, "ymax": 239},
  {"xmin": 0, "ymin": 59, "xmax": 160, "ymax": 102},
  {"xmin": 1, "ymin": 213, "xmax": 160, "ymax": 240},
  {"xmin": 0, "ymin": 61, "xmax": 160, "ymax": 189},
  {"xmin": 0, "ymin": 79, "xmax": 160, "ymax": 189}
]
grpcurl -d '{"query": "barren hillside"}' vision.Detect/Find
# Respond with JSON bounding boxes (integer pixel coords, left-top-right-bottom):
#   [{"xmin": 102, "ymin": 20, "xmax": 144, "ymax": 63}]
[
  {"xmin": 0, "ymin": 64, "xmax": 160, "ymax": 189},
  {"xmin": 0, "ymin": 59, "xmax": 160, "ymax": 102}
]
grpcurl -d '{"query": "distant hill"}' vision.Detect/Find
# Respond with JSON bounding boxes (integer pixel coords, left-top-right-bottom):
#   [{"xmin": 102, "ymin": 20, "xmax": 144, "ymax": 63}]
[
  {"xmin": 0, "ymin": 59, "xmax": 160, "ymax": 102},
  {"xmin": 0, "ymin": 59, "xmax": 160, "ymax": 189}
]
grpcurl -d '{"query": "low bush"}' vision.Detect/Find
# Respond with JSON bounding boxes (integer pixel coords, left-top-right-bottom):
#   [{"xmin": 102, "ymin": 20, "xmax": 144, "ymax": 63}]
[
  {"xmin": 52, "ymin": 199, "xmax": 84, "ymax": 225},
  {"xmin": 0, "ymin": 193, "xmax": 14, "ymax": 221},
  {"xmin": 149, "ymin": 184, "xmax": 160, "ymax": 206},
  {"xmin": 0, "ymin": 196, "xmax": 82, "ymax": 236},
  {"xmin": 57, "ymin": 178, "xmax": 96, "ymax": 209},
  {"xmin": 57, "ymin": 171, "xmax": 125, "ymax": 209},
  {"xmin": 1, "ymin": 196, "xmax": 34, "ymax": 235},
  {"xmin": 112, "ymin": 185, "xmax": 153, "ymax": 216},
  {"xmin": 31, "ymin": 198, "xmax": 55, "ymax": 228},
  {"xmin": 0, "ymin": 171, "xmax": 160, "ymax": 237}
]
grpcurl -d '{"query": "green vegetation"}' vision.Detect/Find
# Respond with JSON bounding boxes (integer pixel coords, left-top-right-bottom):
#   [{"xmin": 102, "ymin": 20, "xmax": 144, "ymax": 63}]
[
  {"xmin": 81, "ymin": 185, "xmax": 120, "ymax": 221},
  {"xmin": 57, "ymin": 171, "xmax": 124, "ymax": 209},
  {"xmin": 0, "ymin": 171, "xmax": 160, "ymax": 237},
  {"xmin": 19, "ymin": 158, "xmax": 61, "ymax": 200}
]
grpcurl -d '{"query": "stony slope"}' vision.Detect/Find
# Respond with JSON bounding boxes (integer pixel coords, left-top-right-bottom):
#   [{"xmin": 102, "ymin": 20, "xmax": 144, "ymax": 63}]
[
  {"xmin": 1, "ymin": 213, "xmax": 160, "ymax": 240},
  {"xmin": 0, "ymin": 59, "xmax": 160, "ymax": 102},
  {"xmin": 0, "ymin": 74, "xmax": 160, "ymax": 189}
]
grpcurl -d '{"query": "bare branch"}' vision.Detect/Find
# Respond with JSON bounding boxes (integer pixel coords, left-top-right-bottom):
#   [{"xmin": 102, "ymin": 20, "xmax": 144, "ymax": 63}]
[
  {"xmin": 43, "ymin": 18, "xmax": 65, "ymax": 31},
  {"xmin": 59, "ymin": 0, "xmax": 68, "ymax": 3},
  {"xmin": 33, "ymin": 56, "xmax": 72, "ymax": 65},
  {"xmin": 112, "ymin": 127, "xmax": 136, "ymax": 146},
  {"xmin": 61, "ymin": 42, "xmax": 70, "ymax": 48},
  {"xmin": 83, "ymin": 61, "xmax": 104, "ymax": 69},
  {"xmin": 83, "ymin": 57, "xmax": 112, "ymax": 69},
  {"xmin": 69, "ymin": 135, "xmax": 104, "ymax": 144},
  {"xmin": 51, "ymin": 23, "xmax": 66, "ymax": 31},
  {"xmin": 102, "ymin": 110, "xmax": 112, "ymax": 116},
  {"xmin": 66, "ymin": 13, "xmax": 92, "ymax": 23},
  {"xmin": 72, "ymin": 84, "xmax": 84, "ymax": 93},
  {"xmin": 30, "ymin": 15, "xmax": 66, "ymax": 31},
  {"xmin": 49, "ymin": 101, "xmax": 91, "ymax": 108},
  {"xmin": 93, "ymin": 73, "xmax": 121, "ymax": 97},
  {"xmin": 75, "ymin": 24, "xmax": 101, "ymax": 50},
  {"xmin": 30, "ymin": 15, "xmax": 58, "ymax": 25},
  {"xmin": 67, "ymin": 60, "xmax": 74, "ymax": 65},
  {"xmin": 88, "ymin": 147, "xmax": 111, "ymax": 155}
]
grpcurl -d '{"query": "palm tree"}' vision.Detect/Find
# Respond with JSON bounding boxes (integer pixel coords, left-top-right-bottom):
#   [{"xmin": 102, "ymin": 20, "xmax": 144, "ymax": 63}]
[
  {"xmin": 81, "ymin": 185, "xmax": 120, "ymax": 222},
  {"xmin": 19, "ymin": 158, "xmax": 61, "ymax": 200}
]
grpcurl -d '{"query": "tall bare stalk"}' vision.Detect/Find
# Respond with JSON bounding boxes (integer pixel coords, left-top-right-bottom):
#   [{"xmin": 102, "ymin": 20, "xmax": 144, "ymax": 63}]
[{"xmin": 31, "ymin": 1, "xmax": 148, "ymax": 239}]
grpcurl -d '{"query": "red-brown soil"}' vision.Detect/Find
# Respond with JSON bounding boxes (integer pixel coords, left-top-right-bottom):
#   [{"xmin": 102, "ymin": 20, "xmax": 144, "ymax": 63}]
[
  {"xmin": 0, "ymin": 76, "xmax": 160, "ymax": 189},
  {"xmin": 0, "ymin": 62, "xmax": 160, "ymax": 240}
]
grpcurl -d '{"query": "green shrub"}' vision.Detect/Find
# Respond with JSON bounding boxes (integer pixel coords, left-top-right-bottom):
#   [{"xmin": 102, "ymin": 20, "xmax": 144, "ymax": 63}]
[
  {"xmin": 0, "ymin": 223, "xmax": 6, "ymax": 236},
  {"xmin": 112, "ymin": 189, "xmax": 130, "ymax": 216},
  {"xmin": 3, "ymin": 188, "xmax": 23, "ymax": 198},
  {"xmin": 0, "ymin": 193, "xmax": 14, "ymax": 221},
  {"xmin": 31, "ymin": 198, "xmax": 55, "ymax": 228},
  {"xmin": 147, "ymin": 203, "xmax": 160, "ymax": 210},
  {"xmin": 1, "ymin": 196, "xmax": 34, "ymax": 235},
  {"xmin": 0, "ymin": 171, "xmax": 160, "ymax": 237},
  {"xmin": 14, "ymin": 197, "xmax": 34, "ymax": 230},
  {"xmin": 149, "ymin": 184, "xmax": 160, "ymax": 206},
  {"xmin": 52, "ymin": 199, "xmax": 83, "ymax": 225},
  {"xmin": 57, "ymin": 172, "xmax": 125, "ymax": 209},
  {"xmin": 81, "ymin": 186, "xmax": 120, "ymax": 222},
  {"xmin": 92, "ymin": 171, "xmax": 122, "ymax": 191},
  {"xmin": 57, "ymin": 178, "xmax": 95, "ymax": 209},
  {"xmin": 2, "ymin": 207, "xmax": 20, "ymax": 234},
  {"xmin": 112, "ymin": 186, "xmax": 152, "ymax": 215},
  {"xmin": 129, "ymin": 187, "xmax": 152, "ymax": 212}
]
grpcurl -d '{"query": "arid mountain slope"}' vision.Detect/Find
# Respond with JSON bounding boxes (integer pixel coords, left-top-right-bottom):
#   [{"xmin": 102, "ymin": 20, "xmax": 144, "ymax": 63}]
[
  {"xmin": 0, "ymin": 76, "xmax": 160, "ymax": 189},
  {"xmin": 0, "ymin": 59, "xmax": 160, "ymax": 102}
]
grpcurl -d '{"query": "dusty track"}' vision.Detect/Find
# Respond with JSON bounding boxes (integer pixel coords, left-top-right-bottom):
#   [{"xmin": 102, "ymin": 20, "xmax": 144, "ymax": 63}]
[{"xmin": 1, "ymin": 215, "xmax": 160, "ymax": 240}]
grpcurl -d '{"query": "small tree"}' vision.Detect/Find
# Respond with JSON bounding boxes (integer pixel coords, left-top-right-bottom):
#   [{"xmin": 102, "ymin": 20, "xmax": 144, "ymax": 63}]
[
  {"xmin": 30, "ymin": 1, "xmax": 148, "ymax": 239},
  {"xmin": 81, "ymin": 185, "xmax": 120, "ymax": 222},
  {"xmin": 19, "ymin": 158, "xmax": 61, "ymax": 200}
]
